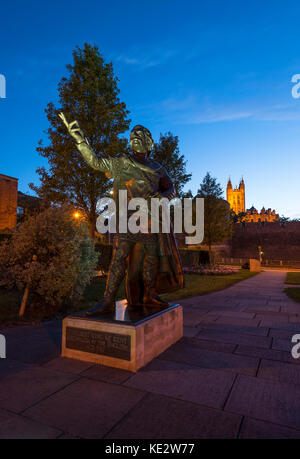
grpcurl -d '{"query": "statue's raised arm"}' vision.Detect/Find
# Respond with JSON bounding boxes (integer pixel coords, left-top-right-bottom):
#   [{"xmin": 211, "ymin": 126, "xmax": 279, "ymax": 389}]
[{"xmin": 58, "ymin": 112, "xmax": 113, "ymax": 174}]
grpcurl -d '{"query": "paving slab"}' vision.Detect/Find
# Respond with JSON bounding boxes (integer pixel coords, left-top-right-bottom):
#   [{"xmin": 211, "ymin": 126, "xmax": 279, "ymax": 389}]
[
  {"xmin": 124, "ymin": 358, "xmax": 236, "ymax": 409},
  {"xmin": 81, "ymin": 363, "xmax": 133, "ymax": 384},
  {"xmin": 261, "ymin": 322, "xmax": 300, "ymax": 332},
  {"xmin": 239, "ymin": 417, "xmax": 300, "ymax": 439},
  {"xmin": 106, "ymin": 393, "xmax": 242, "ymax": 439},
  {"xmin": 158, "ymin": 341, "xmax": 259, "ymax": 376},
  {"xmin": 24, "ymin": 378, "xmax": 146, "ymax": 439},
  {"xmin": 0, "ymin": 320, "xmax": 61, "ymax": 340},
  {"xmin": 0, "ymin": 358, "xmax": 33, "ymax": 377},
  {"xmin": 0, "ymin": 365, "xmax": 77, "ymax": 413},
  {"xmin": 183, "ymin": 310, "xmax": 209, "ymax": 326},
  {"xmin": 0, "ymin": 408, "xmax": 62, "ymax": 439},
  {"xmin": 244, "ymin": 305, "xmax": 281, "ymax": 313},
  {"xmin": 235, "ymin": 344, "xmax": 298, "ymax": 365},
  {"xmin": 6, "ymin": 334, "xmax": 61, "ymax": 365},
  {"xmin": 272, "ymin": 338, "xmax": 293, "ymax": 352},
  {"xmin": 58, "ymin": 432, "xmax": 81, "ymax": 439},
  {"xmin": 183, "ymin": 326, "xmax": 201, "ymax": 337},
  {"xmin": 42, "ymin": 357, "xmax": 94, "ymax": 375},
  {"xmin": 214, "ymin": 316, "xmax": 261, "ymax": 327},
  {"xmin": 197, "ymin": 314, "xmax": 220, "ymax": 324},
  {"xmin": 288, "ymin": 316, "xmax": 300, "ymax": 324},
  {"xmin": 258, "ymin": 315, "xmax": 289, "ymax": 327},
  {"xmin": 209, "ymin": 310, "xmax": 256, "ymax": 319},
  {"xmin": 281, "ymin": 306, "xmax": 300, "ymax": 314},
  {"xmin": 198, "ymin": 320, "xmax": 268, "ymax": 337},
  {"xmin": 181, "ymin": 336, "xmax": 236, "ymax": 354},
  {"xmin": 196, "ymin": 329, "xmax": 271, "ymax": 348},
  {"xmin": 258, "ymin": 359, "xmax": 300, "ymax": 385},
  {"xmin": 269, "ymin": 328, "xmax": 296, "ymax": 340},
  {"xmin": 225, "ymin": 375, "xmax": 300, "ymax": 430}
]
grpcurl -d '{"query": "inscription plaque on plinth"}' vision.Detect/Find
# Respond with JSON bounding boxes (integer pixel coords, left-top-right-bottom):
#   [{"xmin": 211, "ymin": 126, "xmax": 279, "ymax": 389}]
[
  {"xmin": 66, "ymin": 327, "xmax": 131, "ymax": 361},
  {"xmin": 62, "ymin": 301, "xmax": 183, "ymax": 372}
]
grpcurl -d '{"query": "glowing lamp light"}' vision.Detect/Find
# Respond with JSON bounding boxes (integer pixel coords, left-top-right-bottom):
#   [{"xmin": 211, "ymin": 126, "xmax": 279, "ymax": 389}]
[{"xmin": 73, "ymin": 212, "xmax": 80, "ymax": 219}]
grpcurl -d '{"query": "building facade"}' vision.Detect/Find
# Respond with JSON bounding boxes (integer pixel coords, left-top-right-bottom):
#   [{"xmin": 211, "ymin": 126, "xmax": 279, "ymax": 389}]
[
  {"xmin": 226, "ymin": 178, "xmax": 279, "ymax": 223},
  {"xmin": 244, "ymin": 206, "xmax": 279, "ymax": 223},
  {"xmin": 0, "ymin": 173, "xmax": 18, "ymax": 230},
  {"xmin": 0, "ymin": 174, "xmax": 41, "ymax": 231},
  {"xmin": 226, "ymin": 178, "xmax": 245, "ymax": 214}
]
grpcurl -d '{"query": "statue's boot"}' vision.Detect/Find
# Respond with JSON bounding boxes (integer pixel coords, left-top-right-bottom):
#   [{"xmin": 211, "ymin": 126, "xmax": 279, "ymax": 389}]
[
  {"xmin": 86, "ymin": 254, "xmax": 126, "ymax": 316},
  {"xmin": 142, "ymin": 255, "xmax": 169, "ymax": 308}
]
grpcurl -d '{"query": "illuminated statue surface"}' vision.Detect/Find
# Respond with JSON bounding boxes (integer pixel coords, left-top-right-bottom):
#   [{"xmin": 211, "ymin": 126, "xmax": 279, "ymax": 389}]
[{"xmin": 60, "ymin": 113, "xmax": 184, "ymax": 316}]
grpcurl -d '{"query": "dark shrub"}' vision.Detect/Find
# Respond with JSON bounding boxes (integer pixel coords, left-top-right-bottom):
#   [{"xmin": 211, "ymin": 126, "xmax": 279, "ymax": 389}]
[{"xmin": 179, "ymin": 249, "xmax": 210, "ymax": 267}]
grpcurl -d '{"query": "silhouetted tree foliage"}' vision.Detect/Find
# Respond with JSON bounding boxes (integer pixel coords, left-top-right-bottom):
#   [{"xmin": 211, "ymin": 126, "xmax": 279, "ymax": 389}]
[
  {"xmin": 197, "ymin": 172, "xmax": 232, "ymax": 262},
  {"xmin": 30, "ymin": 43, "xmax": 131, "ymax": 237},
  {"xmin": 0, "ymin": 206, "xmax": 98, "ymax": 310},
  {"xmin": 151, "ymin": 132, "xmax": 192, "ymax": 197},
  {"xmin": 231, "ymin": 210, "xmax": 247, "ymax": 224}
]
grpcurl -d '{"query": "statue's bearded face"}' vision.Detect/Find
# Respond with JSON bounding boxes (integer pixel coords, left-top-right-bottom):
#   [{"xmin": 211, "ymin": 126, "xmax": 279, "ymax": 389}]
[{"xmin": 130, "ymin": 125, "xmax": 154, "ymax": 155}]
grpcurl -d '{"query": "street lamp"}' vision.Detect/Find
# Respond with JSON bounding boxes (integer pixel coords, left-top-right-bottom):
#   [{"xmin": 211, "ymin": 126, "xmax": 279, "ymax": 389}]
[
  {"xmin": 258, "ymin": 245, "xmax": 263, "ymax": 263},
  {"xmin": 73, "ymin": 211, "xmax": 80, "ymax": 219}
]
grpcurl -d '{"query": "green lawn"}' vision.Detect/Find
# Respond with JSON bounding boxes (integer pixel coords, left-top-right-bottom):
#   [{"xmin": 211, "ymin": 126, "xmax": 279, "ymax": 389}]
[
  {"xmin": 284, "ymin": 287, "xmax": 300, "ymax": 303},
  {"xmin": 285, "ymin": 272, "xmax": 300, "ymax": 284},
  {"xmin": 0, "ymin": 269, "xmax": 256, "ymax": 328},
  {"xmin": 162, "ymin": 269, "xmax": 257, "ymax": 302},
  {"xmin": 284, "ymin": 272, "xmax": 300, "ymax": 304}
]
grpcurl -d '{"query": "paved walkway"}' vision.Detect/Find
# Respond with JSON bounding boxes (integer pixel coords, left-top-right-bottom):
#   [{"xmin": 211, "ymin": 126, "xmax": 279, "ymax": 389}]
[{"xmin": 1, "ymin": 271, "xmax": 300, "ymax": 439}]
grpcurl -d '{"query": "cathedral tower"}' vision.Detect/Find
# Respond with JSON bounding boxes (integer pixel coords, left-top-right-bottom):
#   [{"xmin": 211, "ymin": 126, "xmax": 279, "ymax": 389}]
[{"xmin": 226, "ymin": 178, "xmax": 245, "ymax": 214}]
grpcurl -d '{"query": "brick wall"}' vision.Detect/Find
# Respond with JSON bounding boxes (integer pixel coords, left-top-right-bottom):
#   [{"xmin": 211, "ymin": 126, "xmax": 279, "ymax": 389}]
[
  {"xmin": 0, "ymin": 174, "xmax": 18, "ymax": 230},
  {"xmin": 230, "ymin": 222, "xmax": 300, "ymax": 261}
]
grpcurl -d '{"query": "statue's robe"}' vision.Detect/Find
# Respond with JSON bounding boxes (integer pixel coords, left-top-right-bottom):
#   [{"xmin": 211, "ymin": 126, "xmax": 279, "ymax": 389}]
[
  {"xmin": 76, "ymin": 144, "xmax": 184, "ymax": 304},
  {"xmin": 125, "ymin": 230, "xmax": 184, "ymax": 305}
]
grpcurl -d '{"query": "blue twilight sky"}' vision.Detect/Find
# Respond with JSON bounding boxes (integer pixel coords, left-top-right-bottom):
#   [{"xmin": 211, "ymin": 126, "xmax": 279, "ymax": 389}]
[{"xmin": 1, "ymin": 0, "xmax": 300, "ymax": 217}]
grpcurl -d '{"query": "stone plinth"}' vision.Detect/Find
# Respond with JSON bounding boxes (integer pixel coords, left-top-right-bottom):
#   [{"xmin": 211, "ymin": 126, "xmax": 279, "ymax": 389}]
[
  {"xmin": 249, "ymin": 259, "xmax": 261, "ymax": 272},
  {"xmin": 62, "ymin": 301, "xmax": 182, "ymax": 372}
]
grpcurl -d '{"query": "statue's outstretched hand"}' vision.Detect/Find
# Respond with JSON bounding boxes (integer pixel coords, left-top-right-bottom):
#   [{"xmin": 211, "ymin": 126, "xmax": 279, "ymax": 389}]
[{"xmin": 59, "ymin": 112, "xmax": 87, "ymax": 144}]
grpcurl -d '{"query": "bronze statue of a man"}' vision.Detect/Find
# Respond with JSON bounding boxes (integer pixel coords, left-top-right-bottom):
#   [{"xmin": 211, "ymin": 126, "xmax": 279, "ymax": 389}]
[{"xmin": 59, "ymin": 114, "xmax": 184, "ymax": 316}]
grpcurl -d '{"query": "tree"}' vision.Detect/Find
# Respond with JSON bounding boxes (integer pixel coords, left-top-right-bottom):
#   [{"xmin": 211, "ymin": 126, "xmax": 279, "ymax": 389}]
[
  {"xmin": 30, "ymin": 43, "xmax": 131, "ymax": 238},
  {"xmin": 0, "ymin": 206, "xmax": 98, "ymax": 314},
  {"xmin": 280, "ymin": 215, "xmax": 290, "ymax": 227},
  {"xmin": 182, "ymin": 189, "xmax": 193, "ymax": 198},
  {"xmin": 231, "ymin": 210, "xmax": 247, "ymax": 224},
  {"xmin": 197, "ymin": 172, "xmax": 232, "ymax": 262},
  {"xmin": 197, "ymin": 172, "xmax": 223, "ymax": 199},
  {"xmin": 151, "ymin": 132, "xmax": 192, "ymax": 197}
]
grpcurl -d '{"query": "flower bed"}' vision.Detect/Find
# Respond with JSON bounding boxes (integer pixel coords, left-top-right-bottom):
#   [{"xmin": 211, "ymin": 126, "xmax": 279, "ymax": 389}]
[{"xmin": 183, "ymin": 265, "xmax": 239, "ymax": 275}]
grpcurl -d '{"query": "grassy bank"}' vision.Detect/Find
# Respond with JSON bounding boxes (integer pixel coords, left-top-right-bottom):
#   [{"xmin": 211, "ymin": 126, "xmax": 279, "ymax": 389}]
[
  {"xmin": 284, "ymin": 272, "xmax": 300, "ymax": 304},
  {"xmin": 285, "ymin": 272, "xmax": 300, "ymax": 285},
  {"xmin": 284, "ymin": 287, "xmax": 300, "ymax": 303},
  {"xmin": 162, "ymin": 269, "xmax": 257, "ymax": 302},
  {"xmin": 0, "ymin": 269, "xmax": 256, "ymax": 328}
]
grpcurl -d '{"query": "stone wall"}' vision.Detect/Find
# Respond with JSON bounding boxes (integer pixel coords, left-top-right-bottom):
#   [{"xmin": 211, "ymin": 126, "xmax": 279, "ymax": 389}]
[
  {"xmin": 0, "ymin": 174, "xmax": 18, "ymax": 230},
  {"xmin": 230, "ymin": 222, "xmax": 300, "ymax": 261}
]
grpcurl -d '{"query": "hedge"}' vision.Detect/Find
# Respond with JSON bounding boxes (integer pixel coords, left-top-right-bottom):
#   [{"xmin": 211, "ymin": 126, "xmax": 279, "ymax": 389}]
[{"xmin": 94, "ymin": 242, "xmax": 210, "ymax": 273}]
